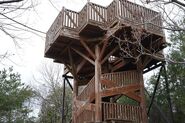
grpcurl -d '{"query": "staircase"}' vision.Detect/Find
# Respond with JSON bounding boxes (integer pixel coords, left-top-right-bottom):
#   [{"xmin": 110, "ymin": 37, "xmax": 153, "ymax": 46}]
[{"xmin": 75, "ymin": 71, "xmax": 142, "ymax": 123}]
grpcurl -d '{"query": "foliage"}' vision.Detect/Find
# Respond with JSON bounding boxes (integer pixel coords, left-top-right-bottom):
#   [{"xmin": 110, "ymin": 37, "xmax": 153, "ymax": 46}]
[
  {"xmin": 38, "ymin": 86, "xmax": 72, "ymax": 123},
  {"xmin": 148, "ymin": 24, "xmax": 185, "ymax": 122},
  {"xmin": 0, "ymin": 67, "xmax": 34, "ymax": 123},
  {"xmin": 35, "ymin": 62, "xmax": 72, "ymax": 123}
]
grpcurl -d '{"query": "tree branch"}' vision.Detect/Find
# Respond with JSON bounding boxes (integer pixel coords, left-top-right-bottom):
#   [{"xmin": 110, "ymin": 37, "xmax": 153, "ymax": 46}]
[{"xmin": 0, "ymin": 0, "xmax": 24, "ymax": 4}]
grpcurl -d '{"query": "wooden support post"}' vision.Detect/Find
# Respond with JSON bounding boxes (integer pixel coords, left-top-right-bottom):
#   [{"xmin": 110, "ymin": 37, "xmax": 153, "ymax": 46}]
[
  {"xmin": 72, "ymin": 79, "xmax": 78, "ymax": 123},
  {"xmin": 139, "ymin": 70, "xmax": 148, "ymax": 123},
  {"xmin": 62, "ymin": 78, "xmax": 66, "ymax": 123},
  {"xmin": 95, "ymin": 45, "xmax": 102, "ymax": 122}
]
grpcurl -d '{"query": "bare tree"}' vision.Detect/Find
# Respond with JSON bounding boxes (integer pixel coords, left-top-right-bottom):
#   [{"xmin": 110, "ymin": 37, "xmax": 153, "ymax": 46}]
[
  {"xmin": 33, "ymin": 62, "xmax": 72, "ymax": 123},
  {"xmin": 0, "ymin": 0, "xmax": 45, "ymax": 63}
]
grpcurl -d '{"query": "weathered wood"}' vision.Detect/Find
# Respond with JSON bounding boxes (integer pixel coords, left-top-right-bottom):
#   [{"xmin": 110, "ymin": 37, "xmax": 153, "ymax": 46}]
[
  {"xmin": 72, "ymin": 47, "xmax": 95, "ymax": 65},
  {"xmin": 80, "ymin": 39, "xmax": 96, "ymax": 59},
  {"xmin": 99, "ymin": 38, "xmax": 109, "ymax": 60},
  {"xmin": 95, "ymin": 45, "xmax": 102, "ymax": 122},
  {"xmin": 102, "ymin": 102, "xmax": 142, "ymax": 122},
  {"xmin": 125, "ymin": 92, "xmax": 141, "ymax": 102},
  {"xmin": 101, "ymin": 83, "xmax": 140, "ymax": 97},
  {"xmin": 77, "ymin": 77, "xmax": 95, "ymax": 102},
  {"xmin": 111, "ymin": 59, "xmax": 126, "ymax": 72},
  {"xmin": 76, "ymin": 58, "xmax": 87, "ymax": 73}
]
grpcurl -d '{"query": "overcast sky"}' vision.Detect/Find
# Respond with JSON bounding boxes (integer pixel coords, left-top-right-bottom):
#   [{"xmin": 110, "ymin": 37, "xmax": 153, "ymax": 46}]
[{"xmin": 0, "ymin": 0, "xmax": 113, "ymax": 86}]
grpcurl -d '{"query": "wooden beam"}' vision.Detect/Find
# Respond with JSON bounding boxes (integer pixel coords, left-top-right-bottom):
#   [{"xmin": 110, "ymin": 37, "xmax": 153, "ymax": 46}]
[
  {"xmin": 76, "ymin": 102, "xmax": 96, "ymax": 117},
  {"xmin": 101, "ymin": 79, "xmax": 116, "ymax": 88},
  {"xmin": 72, "ymin": 47, "xmax": 95, "ymax": 65},
  {"xmin": 101, "ymin": 46, "xmax": 120, "ymax": 64},
  {"xmin": 138, "ymin": 70, "xmax": 148, "ymax": 123},
  {"xmin": 95, "ymin": 45, "xmax": 102, "ymax": 122},
  {"xmin": 101, "ymin": 83, "xmax": 140, "ymax": 97},
  {"xmin": 99, "ymin": 38, "xmax": 109, "ymax": 60},
  {"xmin": 58, "ymin": 41, "xmax": 72, "ymax": 57},
  {"xmin": 76, "ymin": 59, "xmax": 87, "ymax": 73},
  {"xmin": 80, "ymin": 39, "xmax": 96, "ymax": 60},
  {"xmin": 124, "ymin": 92, "xmax": 141, "ymax": 102},
  {"xmin": 112, "ymin": 60, "xmax": 127, "ymax": 72},
  {"xmin": 68, "ymin": 48, "xmax": 78, "ymax": 97}
]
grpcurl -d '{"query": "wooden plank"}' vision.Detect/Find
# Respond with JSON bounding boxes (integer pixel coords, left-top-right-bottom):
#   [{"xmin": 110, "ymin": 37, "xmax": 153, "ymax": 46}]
[
  {"xmin": 72, "ymin": 47, "xmax": 95, "ymax": 65},
  {"xmin": 101, "ymin": 79, "xmax": 116, "ymax": 88},
  {"xmin": 68, "ymin": 48, "xmax": 79, "ymax": 96},
  {"xmin": 112, "ymin": 60, "xmax": 126, "ymax": 72},
  {"xmin": 99, "ymin": 38, "xmax": 109, "ymax": 60},
  {"xmin": 77, "ymin": 58, "xmax": 87, "ymax": 73},
  {"xmin": 80, "ymin": 39, "xmax": 96, "ymax": 60},
  {"xmin": 124, "ymin": 92, "xmax": 141, "ymax": 102},
  {"xmin": 76, "ymin": 103, "xmax": 96, "ymax": 117},
  {"xmin": 101, "ymin": 83, "xmax": 140, "ymax": 97}
]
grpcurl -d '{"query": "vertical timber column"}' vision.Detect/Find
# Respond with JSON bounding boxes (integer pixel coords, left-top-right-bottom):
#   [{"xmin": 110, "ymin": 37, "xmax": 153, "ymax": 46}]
[
  {"xmin": 73, "ymin": 79, "xmax": 78, "ymax": 123},
  {"xmin": 95, "ymin": 45, "xmax": 102, "ymax": 122},
  {"xmin": 139, "ymin": 70, "xmax": 148, "ymax": 123}
]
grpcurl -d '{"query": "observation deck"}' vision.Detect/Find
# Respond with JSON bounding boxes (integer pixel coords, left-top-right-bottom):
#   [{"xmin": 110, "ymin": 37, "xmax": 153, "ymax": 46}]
[{"xmin": 45, "ymin": 0, "xmax": 166, "ymax": 85}]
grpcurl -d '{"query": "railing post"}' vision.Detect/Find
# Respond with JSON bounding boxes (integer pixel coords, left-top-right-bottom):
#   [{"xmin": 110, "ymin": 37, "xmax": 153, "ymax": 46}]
[
  {"xmin": 115, "ymin": 0, "xmax": 120, "ymax": 18},
  {"xmin": 61, "ymin": 7, "xmax": 65, "ymax": 28},
  {"xmin": 95, "ymin": 45, "xmax": 102, "ymax": 122},
  {"xmin": 86, "ymin": 0, "xmax": 90, "ymax": 21}
]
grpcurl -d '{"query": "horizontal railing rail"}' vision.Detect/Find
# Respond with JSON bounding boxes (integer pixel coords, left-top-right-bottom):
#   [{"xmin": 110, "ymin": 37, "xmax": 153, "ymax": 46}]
[
  {"xmin": 63, "ymin": 9, "xmax": 79, "ymax": 29},
  {"xmin": 45, "ymin": 8, "xmax": 79, "ymax": 51},
  {"xmin": 101, "ymin": 71, "xmax": 140, "ymax": 90},
  {"xmin": 77, "ymin": 77, "xmax": 95, "ymax": 102},
  {"xmin": 117, "ymin": 0, "xmax": 163, "ymax": 35},
  {"xmin": 102, "ymin": 102, "xmax": 142, "ymax": 123},
  {"xmin": 88, "ymin": 2, "xmax": 107, "ymax": 24},
  {"xmin": 45, "ymin": 10, "xmax": 63, "ymax": 51},
  {"xmin": 76, "ymin": 109, "xmax": 95, "ymax": 123},
  {"xmin": 77, "ymin": 71, "xmax": 140, "ymax": 102}
]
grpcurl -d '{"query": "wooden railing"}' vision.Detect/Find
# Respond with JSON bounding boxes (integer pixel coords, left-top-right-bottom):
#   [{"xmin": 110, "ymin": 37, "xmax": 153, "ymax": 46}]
[
  {"xmin": 63, "ymin": 9, "xmax": 79, "ymax": 29},
  {"xmin": 76, "ymin": 109, "xmax": 95, "ymax": 123},
  {"xmin": 77, "ymin": 71, "xmax": 139, "ymax": 102},
  {"xmin": 77, "ymin": 77, "xmax": 95, "ymax": 102},
  {"xmin": 88, "ymin": 3, "xmax": 107, "ymax": 24},
  {"xmin": 45, "ymin": 10, "xmax": 63, "ymax": 51},
  {"xmin": 78, "ymin": 5, "xmax": 87, "ymax": 29},
  {"xmin": 102, "ymin": 102, "xmax": 142, "ymax": 123},
  {"xmin": 116, "ymin": 0, "xmax": 163, "ymax": 35},
  {"xmin": 101, "ymin": 71, "xmax": 140, "ymax": 90},
  {"xmin": 45, "ymin": 8, "xmax": 78, "ymax": 51},
  {"xmin": 107, "ymin": 0, "xmax": 117, "ymax": 26},
  {"xmin": 46, "ymin": 0, "xmax": 164, "ymax": 49},
  {"xmin": 78, "ymin": 2, "xmax": 107, "ymax": 29}
]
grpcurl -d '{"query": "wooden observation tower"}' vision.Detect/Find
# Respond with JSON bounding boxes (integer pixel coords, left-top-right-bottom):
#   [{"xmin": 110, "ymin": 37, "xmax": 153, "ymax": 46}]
[{"xmin": 44, "ymin": 0, "xmax": 166, "ymax": 122}]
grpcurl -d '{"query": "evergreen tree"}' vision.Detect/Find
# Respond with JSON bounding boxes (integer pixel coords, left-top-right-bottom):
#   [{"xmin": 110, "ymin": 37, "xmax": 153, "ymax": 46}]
[
  {"xmin": 148, "ymin": 23, "xmax": 185, "ymax": 123},
  {"xmin": 0, "ymin": 67, "xmax": 34, "ymax": 123}
]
